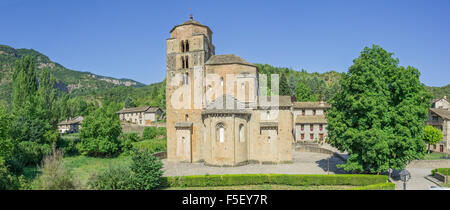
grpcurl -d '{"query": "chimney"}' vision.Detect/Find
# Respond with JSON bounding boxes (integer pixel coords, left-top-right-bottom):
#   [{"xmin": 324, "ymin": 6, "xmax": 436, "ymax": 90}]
[{"xmin": 319, "ymin": 100, "xmax": 324, "ymax": 106}]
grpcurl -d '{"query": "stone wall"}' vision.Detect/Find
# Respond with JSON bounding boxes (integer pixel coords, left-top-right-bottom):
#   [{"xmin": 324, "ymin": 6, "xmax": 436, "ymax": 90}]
[{"xmin": 407, "ymin": 159, "xmax": 450, "ymax": 168}]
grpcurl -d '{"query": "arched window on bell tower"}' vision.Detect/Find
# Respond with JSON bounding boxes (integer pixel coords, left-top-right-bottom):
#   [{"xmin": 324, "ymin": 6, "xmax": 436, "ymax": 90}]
[
  {"xmin": 181, "ymin": 40, "xmax": 185, "ymax": 52},
  {"xmin": 185, "ymin": 56, "xmax": 189, "ymax": 68},
  {"xmin": 181, "ymin": 56, "xmax": 185, "ymax": 69},
  {"xmin": 185, "ymin": 40, "xmax": 189, "ymax": 52}
]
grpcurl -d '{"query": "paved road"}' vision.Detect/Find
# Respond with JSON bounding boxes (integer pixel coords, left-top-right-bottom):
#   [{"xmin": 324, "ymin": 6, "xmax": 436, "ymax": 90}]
[
  {"xmin": 391, "ymin": 168, "xmax": 438, "ymax": 190},
  {"xmin": 162, "ymin": 151, "xmax": 346, "ymax": 177}
]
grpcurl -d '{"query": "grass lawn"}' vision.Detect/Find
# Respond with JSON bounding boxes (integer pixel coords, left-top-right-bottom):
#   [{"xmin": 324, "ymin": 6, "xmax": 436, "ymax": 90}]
[
  {"xmin": 165, "ymin": 185, "xmax": 355, "ymax": 190},
  {"xmin": 23, "ymin": 155, "xmax": 132, "ymax": 186},
  {"xmin": 63, "ymin": 155, "xmax": 132, "ymax": 185},
  {"xmin": 422, "ymin": 152, "xmax": 450, "ymax": 160}
]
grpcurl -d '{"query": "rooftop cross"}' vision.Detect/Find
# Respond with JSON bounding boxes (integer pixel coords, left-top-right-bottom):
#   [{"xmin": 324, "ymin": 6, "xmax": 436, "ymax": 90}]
[{"xmin": 189, "ymin": 8, "xmax": 193, "ymax": 20}]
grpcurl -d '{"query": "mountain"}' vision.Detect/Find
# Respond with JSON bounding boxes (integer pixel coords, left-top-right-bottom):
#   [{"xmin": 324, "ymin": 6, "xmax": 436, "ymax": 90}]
[{"xmin": 0, "ymin": 44, "xmax": 145, "ymax": 106}]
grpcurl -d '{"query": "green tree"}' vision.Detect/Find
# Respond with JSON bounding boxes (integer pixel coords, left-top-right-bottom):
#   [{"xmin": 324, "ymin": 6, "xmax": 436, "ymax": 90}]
[
  {"xmin": 295, "ymin": 81, "xmax": 316, "ymax": 101},
  {"xmin": 327, "ymin": 45, "xmax": 432, "ymax": 173},
  {"xmin": 130, "ymin": 150, "xmax": 163, "ymax": 190},
  {"xmin": 78, "ymin": 104, "xmax": 122, "ymax": 157},
  {"xmin": 37, "ymin": 67, "xmax": 57, "ymax": 126},
  {"xmin": 423, "ymin": 125, "xmax": 443, "ymax": 154},
  {"xmin": 0, "ymin": 106, "xmax": 14, "ymax": 159},
  {"xmin": 279, "ymin": 71, "xmax": 290, "ymax": 96},
  {"xmin": 157, "ymin": 79, "xmax": 166, "ymax": 110},
  {"xmin": 12, "ymin": 56, "xmax": 37, "ymax": 114},
  {"xmin": 124, "ymin": 96, "xmax": 136, "ymax": 108}
]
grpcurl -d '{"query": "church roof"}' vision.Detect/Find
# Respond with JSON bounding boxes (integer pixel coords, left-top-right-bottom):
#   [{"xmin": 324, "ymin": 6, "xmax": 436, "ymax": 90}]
[
  {"xmin": 258, "ymin": 96, "xmax": 292, "ymax": 108},
  {"xmin": 58, "ymin": 116, "xmax": 83, "ymax": 125},
  {"xmin": 170, "ymin": 19, "xmax": 212, "ymax": 33},
  {"xmin": 205, "ymin": 54, "xmax": 256, "ymax": 67},
  {"xmin": 116, "ymin": 106, "xmax": 161, "ymax": 114}
]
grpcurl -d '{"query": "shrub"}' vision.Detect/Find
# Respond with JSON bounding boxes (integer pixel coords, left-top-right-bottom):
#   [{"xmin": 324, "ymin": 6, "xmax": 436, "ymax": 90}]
[
  {"xmin": 163, "ymin": 174, "xmax": 388, "ymax": 188},
  {"xmin": 142, "ymin": 127, "xmax": 166, "ymax": 140},
  {"xmin": 132, "ymin": 138, "xmax": 166, "ymax": 153},
  {"xmin": 0, "ymin": 158, "xmax": 27, "ymax": 190},
  {"xmin": 130, "ymin": 150, "xmax": 163, "ymax": 190},
  {"xmin": 121, "ymin": 139, "xmax": 134, "ymax": 156},
  {"xmin": 56, "ymin": 136, "xmax": 80, "ymax": 156},
  {"xmin": 88, "ymin": 165, "xmax": 134, "ymax": 190},
  {"xmin": 33, "ymin": 149, "xmax": 79, "ymax": 190},
  {"xmin": 348, "ymin": 182, "xmax": 395, "ymax": 190},
  {"xmin": 17, "ymin": 141, "xmax": 51, "ymax": 166},
  {"xmin": 78, "ymin": 137, "xmax": 121, "ymax": 157},
  {"xmin": 432, "ymin": 168, "xmax": 450, "ymax": 176},
  {"xmin": 121, "ymin": 133, "xmax": 140, "ymax": 142}
]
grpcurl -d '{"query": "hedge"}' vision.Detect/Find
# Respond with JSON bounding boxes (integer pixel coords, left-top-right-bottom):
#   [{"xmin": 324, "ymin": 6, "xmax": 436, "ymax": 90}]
[
  {"xmin": 348, "ymin": 182, "xmax": 395, "ymax": 190},
  {"xmin": 161, "ymin": 174, "xmax": 388, "ymax": 188},
  {"xmin": 431, "ymin": 168, "xmax": 450, "ymax": 176}
]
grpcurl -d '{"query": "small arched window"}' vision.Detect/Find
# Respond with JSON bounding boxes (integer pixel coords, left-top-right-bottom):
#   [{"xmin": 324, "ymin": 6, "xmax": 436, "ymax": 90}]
[
  {"xmin": 266, "ymin": 111, "xmax": 270, "ymax": 120},
  {"xmin": 181, "ymin": 56, "xmax": 185, "ymax": 69},
  {"xmin": 181, "ymin": 40, "xmax": 185, "ymax": 52},
  {"xmin": 216, "ymin": 123, "xmax": 225, "ymax": 143},
  {"xmin": 185, "ymin": 73, "xmax": 189, "ymax": 85},
  {"xmin": 185, "ymin": 56, "xmax": 189, "ymax": 68},
  {"xmin": 220, "ymin": 77, "xmax": 224, "ymax": 86},
  {"xmin": 239, "ymin": 124, "xmax": 245, "ymax": 142}
]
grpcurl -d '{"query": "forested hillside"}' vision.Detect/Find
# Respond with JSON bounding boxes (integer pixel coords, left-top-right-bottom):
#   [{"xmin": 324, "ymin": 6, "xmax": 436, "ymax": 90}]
[
  {"xmin": 426, "ymin": 85, "xmax": 450, "ymax": 99},
  {"xmin": 0, "ymin": 44, "xmax": 145, "ymax": 107},
  {"xmin": 256, "ymin": 64, "xmax": 344, "ymax": 101}
]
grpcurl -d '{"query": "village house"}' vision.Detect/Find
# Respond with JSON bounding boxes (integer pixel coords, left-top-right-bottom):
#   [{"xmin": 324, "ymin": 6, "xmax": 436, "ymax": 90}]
[
  {"xmin": 116, "ymin": 106, "xmax": 163, "ymax": 126},
  {"xmin": 293, "ymin": 101, "xmax": 331, "ymax": 142},
  {"xmin": 427, "ymin": 96, "xmax": 450, "ymax": 153},
  {"xmin": 57, "ymin": 116, "xmax": 84, "ymax": 134}
]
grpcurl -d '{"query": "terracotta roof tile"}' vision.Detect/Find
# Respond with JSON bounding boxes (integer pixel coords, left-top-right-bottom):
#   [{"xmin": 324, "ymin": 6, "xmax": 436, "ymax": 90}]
[
  {"xmin": 293, "ymin": 101, "xmax": 331, "ymax": 109},
  {"xmin": 430, "ymin": 108, "xmax": 450, "ymax": 120},
  {"xmin": 205, "ymin": 54, "xmax": 255, "ymax": 67},
  {"xmin": 295, "ymin": 115, "xmax": 327, "ymax": 124}
]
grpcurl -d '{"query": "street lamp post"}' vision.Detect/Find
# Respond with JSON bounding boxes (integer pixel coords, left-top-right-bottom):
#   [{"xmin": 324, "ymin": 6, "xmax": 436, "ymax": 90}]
[{"xmin": 399, "ymin": 169, "xmax": 411, "ymax": 190}]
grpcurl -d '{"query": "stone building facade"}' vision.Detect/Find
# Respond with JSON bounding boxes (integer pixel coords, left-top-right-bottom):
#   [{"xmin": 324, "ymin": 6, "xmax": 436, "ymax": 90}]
[
  {"xmin": 427, "ymin": 96, "xmax": 450, "ymax": 153},
  {"xmin": 58, "ymin": 116, "xmax": 83, "ymax": 134},
  {"xmin": 116, "ymin": 106, "xmax": 163, "ymax": 126},
  {"xmin": 165, "ymin": 18, "xmax": 295, "ymax": 166},
  {"xmin": 293, "ymin": 102, "xmax": 331, "ymax": 142}
]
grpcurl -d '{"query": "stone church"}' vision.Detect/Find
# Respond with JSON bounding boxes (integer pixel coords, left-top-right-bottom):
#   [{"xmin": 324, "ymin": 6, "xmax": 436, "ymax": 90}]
[{"xmin": 165, "ymin": 17, "xmax": 329, "ymax": 166}]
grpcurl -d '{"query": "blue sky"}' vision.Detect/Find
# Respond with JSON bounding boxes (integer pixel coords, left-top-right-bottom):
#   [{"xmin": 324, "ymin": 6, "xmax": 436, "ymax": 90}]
[{"xmin": 1, "ymin": 0, "xmax": 449, "ymax": 87}]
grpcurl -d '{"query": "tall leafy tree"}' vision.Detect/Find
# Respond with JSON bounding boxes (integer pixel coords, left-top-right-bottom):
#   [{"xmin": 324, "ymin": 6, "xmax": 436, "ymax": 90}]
[
  {"xmin": 12, "ymin": 56, "xmax": 37, "ymax": 114},
  {"xmin": 327, "ymin": 45, "xmax": 432, "ymax": 173},
  {"xmin": 157, "ymin": 79, "xmax": 166, "ymax": 110},
  {"xmin": 423, "ymin": 125, "xmax": 443, "ymax": 154},
  {"xmin": 37, "ymin": 67, "xmax": 57, "ymax": 126}
]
